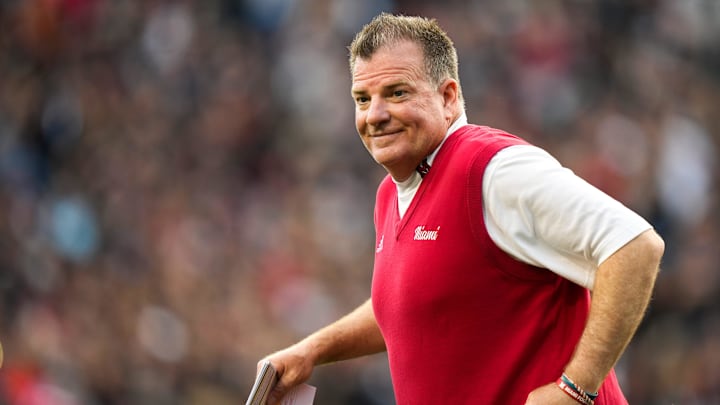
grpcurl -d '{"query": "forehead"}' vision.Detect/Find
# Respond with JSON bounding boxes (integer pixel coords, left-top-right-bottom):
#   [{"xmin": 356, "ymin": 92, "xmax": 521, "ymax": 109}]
[{"xmin": 351, "ymin": 40, "xmax": 428, "ymax": 91}]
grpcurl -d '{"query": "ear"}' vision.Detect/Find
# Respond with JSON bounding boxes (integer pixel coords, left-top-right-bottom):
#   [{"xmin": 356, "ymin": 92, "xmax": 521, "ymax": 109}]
[{"xmin": 439, "ymin": 78, "xmax": 460, "ymax": 114}]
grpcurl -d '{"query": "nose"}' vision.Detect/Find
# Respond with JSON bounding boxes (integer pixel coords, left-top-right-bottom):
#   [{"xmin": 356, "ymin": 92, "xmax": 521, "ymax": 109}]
[{"xmin": 365, "ymin": 98, "xmax": 390, "ymax": 128}]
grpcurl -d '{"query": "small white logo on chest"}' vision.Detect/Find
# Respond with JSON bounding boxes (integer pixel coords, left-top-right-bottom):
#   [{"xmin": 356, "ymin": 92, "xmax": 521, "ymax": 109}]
[
  {"xmin": 376, "ymin": 235, "xmax": 384, "ymax": 252},
  {"xmin": 414, "ymin": 226, "xmax": 440, "ymax": 241}
]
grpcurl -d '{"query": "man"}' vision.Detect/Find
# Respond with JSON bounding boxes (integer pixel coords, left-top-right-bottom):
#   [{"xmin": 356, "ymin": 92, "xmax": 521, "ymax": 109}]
[{"xmin": 259, "ymin": 13, "xmax": 664, "ymax": 405}]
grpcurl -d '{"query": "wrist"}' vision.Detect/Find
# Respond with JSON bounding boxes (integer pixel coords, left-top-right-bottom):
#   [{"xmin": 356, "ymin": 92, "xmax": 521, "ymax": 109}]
[
  {"xmin": 294, "ymin": 338, "xmax": 322, "ymax": 366},
  {"xmin": 562, "ymin": 365, "xmax": 602, "ymax": 393},
  {"xmin": 556, "ymin": 372, "xmax": 598, "ymax": 405}
]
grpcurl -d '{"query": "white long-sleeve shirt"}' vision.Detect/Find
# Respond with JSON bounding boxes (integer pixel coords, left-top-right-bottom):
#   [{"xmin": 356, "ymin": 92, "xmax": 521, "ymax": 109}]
[{"xmin": 395, "ymin": 115, "xmax": 652, "ymax": 289}]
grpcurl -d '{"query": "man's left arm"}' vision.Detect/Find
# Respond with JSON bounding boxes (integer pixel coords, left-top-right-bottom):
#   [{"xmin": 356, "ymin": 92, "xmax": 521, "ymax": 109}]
[{"xmin": 526, "ymin": 228, "xmax": 665, "ymax": 404}]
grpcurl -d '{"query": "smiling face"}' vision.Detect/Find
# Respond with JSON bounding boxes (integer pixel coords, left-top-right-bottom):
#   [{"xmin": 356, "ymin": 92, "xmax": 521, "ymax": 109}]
[{"xmin": 351, "ymin": 40, "xmax": 460, "ymax": 181}]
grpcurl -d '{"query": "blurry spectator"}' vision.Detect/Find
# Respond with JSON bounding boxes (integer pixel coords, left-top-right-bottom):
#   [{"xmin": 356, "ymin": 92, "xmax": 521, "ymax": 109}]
[{"xmin": 0, "ymin": 0, "xmax": 718, "ymax": 403}]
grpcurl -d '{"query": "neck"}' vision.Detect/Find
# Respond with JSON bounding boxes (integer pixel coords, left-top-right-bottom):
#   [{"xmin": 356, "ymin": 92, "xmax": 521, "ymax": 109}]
[
  {"xmin": 387, "ymin": 165, "xmax": 417, "ymax": 183},
  {"xmin": 385, "ymin": 111, "xmax": 466, "ymax": 181}
]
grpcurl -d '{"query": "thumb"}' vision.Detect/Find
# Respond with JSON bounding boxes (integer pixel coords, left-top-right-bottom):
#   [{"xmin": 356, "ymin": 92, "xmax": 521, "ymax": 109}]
[{"xmin": 255, "ymin": 359, "xmax": 283, "ymax": 404}]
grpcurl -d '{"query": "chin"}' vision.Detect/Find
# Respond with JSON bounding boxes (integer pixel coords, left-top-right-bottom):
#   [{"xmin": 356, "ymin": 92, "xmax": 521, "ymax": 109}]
[{"xmin": 372, "ymin": 153, "xmax": 406, "ymax": 170}]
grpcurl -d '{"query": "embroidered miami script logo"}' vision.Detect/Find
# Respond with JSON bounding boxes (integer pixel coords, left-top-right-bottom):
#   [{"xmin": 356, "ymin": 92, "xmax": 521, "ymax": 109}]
[{"xmin": 414, "ymin": 225, "xmax": 440, "ymax": 241}]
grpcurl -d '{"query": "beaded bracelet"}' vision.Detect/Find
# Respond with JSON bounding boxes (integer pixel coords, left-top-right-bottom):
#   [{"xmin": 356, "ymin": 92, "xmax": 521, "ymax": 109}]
[{"xmin": 556, "ymin": 376, "xmax": 595, "ymax": 405}]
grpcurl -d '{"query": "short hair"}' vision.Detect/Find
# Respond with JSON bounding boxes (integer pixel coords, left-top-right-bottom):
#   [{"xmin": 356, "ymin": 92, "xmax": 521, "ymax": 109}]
[{"xmin": 348, "ymin": 13, "xmax": 460, "ymax": 90}]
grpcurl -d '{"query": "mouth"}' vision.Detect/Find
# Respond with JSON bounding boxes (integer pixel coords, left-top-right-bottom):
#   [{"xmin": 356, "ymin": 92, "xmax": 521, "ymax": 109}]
[{"xmin": 369, "ymin": 129, "xmax": 403, "ymax": 138}]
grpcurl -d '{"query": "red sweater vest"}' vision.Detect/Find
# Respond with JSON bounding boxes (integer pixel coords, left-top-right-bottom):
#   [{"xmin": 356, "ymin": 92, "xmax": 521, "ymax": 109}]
[{"xmin": 371, "ymin": 125, "xmax": 627, "ymax": 404}]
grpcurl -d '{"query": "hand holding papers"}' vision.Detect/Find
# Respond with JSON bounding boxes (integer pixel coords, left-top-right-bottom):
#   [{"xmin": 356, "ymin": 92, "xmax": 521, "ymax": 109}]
[
  {"xmin": 245, "ymin": 360, "xmax": 316, "ymax": 405},
  {"xmin": 245, "ymin": 360, "xmax": 278, "ymax": 405}
]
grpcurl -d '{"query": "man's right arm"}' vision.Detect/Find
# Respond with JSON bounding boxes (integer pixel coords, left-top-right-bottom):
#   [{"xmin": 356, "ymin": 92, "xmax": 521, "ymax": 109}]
[{"xmin": 261, "ymin": 298, "xmax": 385, "ymax": 405}]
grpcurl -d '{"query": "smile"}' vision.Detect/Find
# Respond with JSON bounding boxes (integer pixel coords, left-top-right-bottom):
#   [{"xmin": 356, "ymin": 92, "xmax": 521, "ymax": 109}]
[{"xmin": 369, "ymin": 130, "xmax": 403, "ymax": 137}]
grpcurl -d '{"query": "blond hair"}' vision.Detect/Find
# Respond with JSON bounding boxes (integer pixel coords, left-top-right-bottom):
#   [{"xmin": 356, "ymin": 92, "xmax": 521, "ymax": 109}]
[{"xmin": 349, "ymin": 13, "xmax": 461, "ymax": 93}]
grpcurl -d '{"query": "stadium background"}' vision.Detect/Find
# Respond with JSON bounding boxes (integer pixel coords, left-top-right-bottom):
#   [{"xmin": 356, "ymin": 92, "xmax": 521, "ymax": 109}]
[{"xmin": 0, "ymin": 0, "xmax": 718, "ymax": 403}]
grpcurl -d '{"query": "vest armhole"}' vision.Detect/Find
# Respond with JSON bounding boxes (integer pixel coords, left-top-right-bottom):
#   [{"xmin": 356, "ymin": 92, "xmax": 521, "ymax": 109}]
[
  {"xmin": 466, "ymin": 142, "xmax": 504, "ymax": 248},
  {"xmin": 466, "ymin": 138, "xmax": 558, "ymax": 282}
]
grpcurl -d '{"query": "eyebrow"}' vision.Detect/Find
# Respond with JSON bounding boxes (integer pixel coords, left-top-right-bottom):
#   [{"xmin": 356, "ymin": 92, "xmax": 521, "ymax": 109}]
[{"xmin": 351, "ymin": 81, "xmax": 409, "ymax": 95}]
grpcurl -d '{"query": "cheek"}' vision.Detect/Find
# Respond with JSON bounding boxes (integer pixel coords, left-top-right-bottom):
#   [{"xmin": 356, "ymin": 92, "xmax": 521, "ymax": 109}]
[{"xmin": 354, "ymin": 112, "xmax": 366, "ymax": 134}]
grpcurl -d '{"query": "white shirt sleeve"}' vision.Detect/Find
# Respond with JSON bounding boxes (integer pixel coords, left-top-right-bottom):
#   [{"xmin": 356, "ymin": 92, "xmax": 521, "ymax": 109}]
[{"xmin": 483, "ymin": 144, "xmax": 653, "ymax": 289}]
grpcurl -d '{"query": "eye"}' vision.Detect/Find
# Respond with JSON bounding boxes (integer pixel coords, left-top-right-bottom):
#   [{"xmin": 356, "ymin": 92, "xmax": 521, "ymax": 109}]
[
  {"xmin": 392, "ymin": 89, "xmax": 406, "ymax": 97},
  {"xmin": 355, "ymin": 95, "xmax": 369, "ymax": 105}
]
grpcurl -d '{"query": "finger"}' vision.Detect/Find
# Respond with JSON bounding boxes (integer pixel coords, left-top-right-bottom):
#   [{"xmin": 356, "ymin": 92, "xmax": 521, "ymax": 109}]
[
  {"xmin": 267, "ymin": 380, "xmax": 289, "ymax": 405},
  {"xmin": 256, "ymin": 358, "xmax": 281, "ymax": 378}
]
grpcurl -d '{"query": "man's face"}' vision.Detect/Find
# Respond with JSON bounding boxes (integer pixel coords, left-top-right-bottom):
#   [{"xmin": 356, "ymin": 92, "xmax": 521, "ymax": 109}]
[{"xmin": 351, "ymin": 40, "xmax": 455, "ymax": 181}]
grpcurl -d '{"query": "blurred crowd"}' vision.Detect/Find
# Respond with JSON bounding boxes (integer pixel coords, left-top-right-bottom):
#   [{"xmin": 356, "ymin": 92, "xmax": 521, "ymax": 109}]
[{"xmin": 0, "ymin": 0, "xmax": 718, "ymax": 404}]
